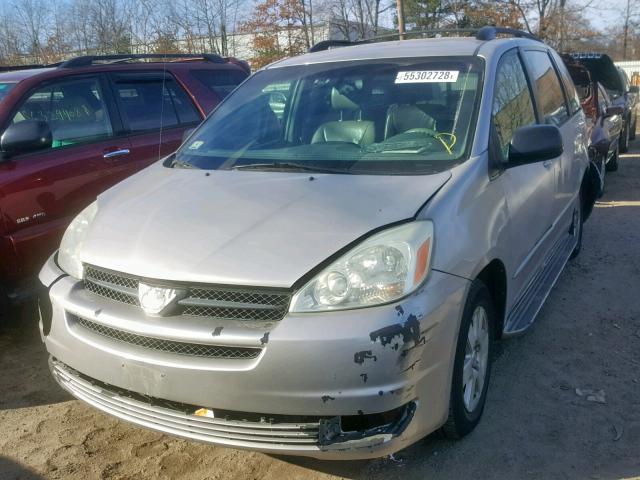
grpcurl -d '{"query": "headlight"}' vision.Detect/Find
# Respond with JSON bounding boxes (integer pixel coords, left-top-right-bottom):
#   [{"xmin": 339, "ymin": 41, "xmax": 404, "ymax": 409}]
[
  {"xmin": 290, "ymin": 221, "xmax": 433, "ymax": 312},
  {"xmin": 57, "ymin": 202, "xmax": 98, "ymax": 279}
]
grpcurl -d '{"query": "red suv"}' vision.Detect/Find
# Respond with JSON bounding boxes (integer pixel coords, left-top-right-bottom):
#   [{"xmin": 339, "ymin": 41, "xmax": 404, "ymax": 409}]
[{"xmin": 0, "ymin": 54, "xmax": 249, "ymax": 312}]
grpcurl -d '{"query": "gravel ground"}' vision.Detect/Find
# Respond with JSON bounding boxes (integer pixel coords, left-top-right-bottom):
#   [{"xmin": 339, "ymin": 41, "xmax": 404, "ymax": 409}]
[{"xmin": 1, "ymin": 142, "xmax": 640, "ymax": 480}]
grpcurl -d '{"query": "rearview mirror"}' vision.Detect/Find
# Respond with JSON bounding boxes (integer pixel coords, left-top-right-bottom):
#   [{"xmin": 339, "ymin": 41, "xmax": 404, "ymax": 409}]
[
  {"xmin": 508, "ymin": 125, "xmax": 563, "ymax": 166},
  {"xmin": 0, "ymin": 120, "xmax": 52, "ymax": 160},
  {"xmin": 605, "ymin": 105, "xmax": 624, "ymax": 117},
  {"xmin": 629, "ymin": 85, "xmax": 639, "ymax": 94}
]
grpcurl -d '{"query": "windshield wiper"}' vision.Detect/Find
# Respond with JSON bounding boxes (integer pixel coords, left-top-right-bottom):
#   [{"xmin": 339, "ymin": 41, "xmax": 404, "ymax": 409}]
[
  {"xmin": 231, "ymin": 162, "xmax": 351, "ymax": 174},
  {"xmin": 169, "ymin": 157, "xmax": 199, "ymax": 169}
]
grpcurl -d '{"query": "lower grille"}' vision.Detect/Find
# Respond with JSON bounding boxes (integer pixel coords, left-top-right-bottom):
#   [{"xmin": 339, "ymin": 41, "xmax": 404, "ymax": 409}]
[
  {"xmin": 50, "ymin": 360, "xmax": 321, "ymax": 449},
  {"xmin": 71, "ymin": 315, "xmax": 262, "ymax": 360}
]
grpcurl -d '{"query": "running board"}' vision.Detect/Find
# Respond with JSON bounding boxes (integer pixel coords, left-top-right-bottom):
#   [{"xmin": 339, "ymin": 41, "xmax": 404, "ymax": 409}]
[{"xmin": 503, "ymin": 231, "xmax": 577, "ymax": 336}]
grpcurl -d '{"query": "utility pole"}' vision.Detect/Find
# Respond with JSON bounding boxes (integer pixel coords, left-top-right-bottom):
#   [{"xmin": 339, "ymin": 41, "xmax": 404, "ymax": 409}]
[
  {"xmin": 624, "ymin": 0, "xmax": 630, "ymax": 60},
  {"xmin": 396, "ymin": 0, "xmax": 405, "ymax": 39}
]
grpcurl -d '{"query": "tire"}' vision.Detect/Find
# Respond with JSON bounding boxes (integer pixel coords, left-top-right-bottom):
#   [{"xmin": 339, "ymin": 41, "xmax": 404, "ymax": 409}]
[
  {"xmin": 606, "ymin": 143, "xmax": 619, "ymax": 172},
  {"xmin": 570, "ymin": 194, "xmax": 583, "ymax": 260},
  {"xmin": 620, "ymin": 122, "xmax": 629, "ymax": 153},
  {"xmin": 442, "ymin": 280, "xmax": 495, "ymax": 439},
  {"xmin": 630, "ymin": 118, "xmax": 637, "ymax": 140}
]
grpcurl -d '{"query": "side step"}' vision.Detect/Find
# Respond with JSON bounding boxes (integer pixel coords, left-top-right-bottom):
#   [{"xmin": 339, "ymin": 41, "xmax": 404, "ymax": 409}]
[{"xmin": 503, "ymin": 231, "xmax": 577, "ymax": 335}]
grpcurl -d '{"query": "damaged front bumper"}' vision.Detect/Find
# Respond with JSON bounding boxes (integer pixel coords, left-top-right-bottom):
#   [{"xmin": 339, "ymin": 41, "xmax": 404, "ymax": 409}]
[{"xmin": 41, "ymin": 254, "xmax": 468, "ymax": 459}]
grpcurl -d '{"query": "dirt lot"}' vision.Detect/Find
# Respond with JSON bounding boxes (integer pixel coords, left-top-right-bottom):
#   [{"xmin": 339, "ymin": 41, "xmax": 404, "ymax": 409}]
[{"xmin": 2, "ymin": 144, "xmax": 640, "ymax": 480}]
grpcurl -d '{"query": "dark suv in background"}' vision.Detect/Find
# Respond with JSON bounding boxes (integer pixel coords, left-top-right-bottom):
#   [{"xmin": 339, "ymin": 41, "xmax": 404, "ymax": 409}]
[
  {"xmin": 570, "ymin": 53, "xmax": 638, "ymax": 152},
  {"xmin": 0, "ymin": 54, "xmax": 249, "ymax": 314}
]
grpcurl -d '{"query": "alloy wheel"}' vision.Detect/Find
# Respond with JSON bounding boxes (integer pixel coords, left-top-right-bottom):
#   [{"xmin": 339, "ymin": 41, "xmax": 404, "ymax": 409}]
[{"xmin": 463, "ymin": 306, "xmax": 490, "ymax": 412}]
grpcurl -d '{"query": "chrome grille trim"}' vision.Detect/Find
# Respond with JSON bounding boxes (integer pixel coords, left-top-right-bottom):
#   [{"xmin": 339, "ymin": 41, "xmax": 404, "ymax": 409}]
[
  {"xmin": 51, "ymin": 360, "xmax": 321, "ymax": 448},
  {"xmin": 83, "ymin": 265, "xmax": 291, "ymax": 321},
  {"xmin": 71, "ymin": 315, "xmax": 262, "ymax": 360}
]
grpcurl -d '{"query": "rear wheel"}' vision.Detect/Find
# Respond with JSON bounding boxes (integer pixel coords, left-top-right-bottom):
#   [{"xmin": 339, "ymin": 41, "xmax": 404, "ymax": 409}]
[{"xmin": 442, "ymin": 280, "xmax": 494, "ymax": 439}]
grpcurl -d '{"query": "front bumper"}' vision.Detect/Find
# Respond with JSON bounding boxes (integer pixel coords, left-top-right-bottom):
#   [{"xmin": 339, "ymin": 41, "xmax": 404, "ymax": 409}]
[{"xmin": 40, "ymin": 254, "xmax": 468, "ymax": 459}]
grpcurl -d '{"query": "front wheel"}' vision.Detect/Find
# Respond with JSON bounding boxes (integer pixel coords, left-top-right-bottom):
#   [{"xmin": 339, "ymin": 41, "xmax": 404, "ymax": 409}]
[
  {"xmin": 606, "ymin": 143, "xmax": 619, "ymax": 172},
  {"xmin": 442, "ymin": 280, "xmax": 495, "ymax": 439},
  {"xmin": 570, "ymin": 194, "xmax": 583, "ymax": 260},
  {"xmin": 620, "ymin": 123, "xmax": 630, "ymax": 153}
]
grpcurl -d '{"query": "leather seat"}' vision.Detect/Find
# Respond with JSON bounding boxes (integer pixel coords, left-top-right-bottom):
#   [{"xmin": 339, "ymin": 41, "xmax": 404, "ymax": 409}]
[
  {"xmin": 311, "ymin": 88, "xmax": 375, "ymax": 146},
  {"xmin": 384, "ymin": 104, "xmax": 436, "ymax": 139}
]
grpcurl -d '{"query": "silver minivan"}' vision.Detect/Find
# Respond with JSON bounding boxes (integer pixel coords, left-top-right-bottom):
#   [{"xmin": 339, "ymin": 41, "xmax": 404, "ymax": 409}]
[{"xmin": 39, "ymin": 27, "xmax": 596, "ymax": 459}]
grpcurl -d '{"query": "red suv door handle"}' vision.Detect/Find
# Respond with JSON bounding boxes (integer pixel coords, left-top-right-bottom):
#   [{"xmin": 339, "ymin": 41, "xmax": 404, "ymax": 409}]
[{"xmin": 103, "ymin": 149, "xmax": 130, "ymax": 159}]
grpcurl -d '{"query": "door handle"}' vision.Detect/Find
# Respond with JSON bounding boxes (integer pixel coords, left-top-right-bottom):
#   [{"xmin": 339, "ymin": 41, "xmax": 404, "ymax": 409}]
[
  {"xmin": 103, "ymin": 149, "xmax": 130, "ymax": 159},
  {"xmin": 543, "ymin": 160, "xmax": 553, "ymax": 169}
]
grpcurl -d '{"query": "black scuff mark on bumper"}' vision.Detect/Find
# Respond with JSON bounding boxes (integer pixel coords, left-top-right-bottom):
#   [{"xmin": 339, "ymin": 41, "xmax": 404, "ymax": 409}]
[
  {"xmin": 369, "ymin": 314, "xmax": 426, "ymax": 348},
  {"xmin": 260, "ymin": 332, "xmax": 270, "ymax": 345},
  {"xmin": 212, "ymin": 327, "xmax": 223, "ymax": 337},
  {"xmin": 360, "ymin": 373, "xmax": 368, "ymax": 383},
  {"xmin": 354, "ymin": 350, "xmax": 377, "ymax": 364},
  {"xmin": 321, "ymin": 395, "xmax": 336, "ymax": 403}
]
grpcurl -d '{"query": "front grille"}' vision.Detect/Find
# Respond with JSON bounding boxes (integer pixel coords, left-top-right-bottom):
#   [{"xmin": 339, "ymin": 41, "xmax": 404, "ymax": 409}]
[
  {"xmin": 83, "ymin": 265, "xmax": 291, "ymax": 321},
  {"xmin": 72, "ymin": 315, "xmax": 262, "ymax": 360}
]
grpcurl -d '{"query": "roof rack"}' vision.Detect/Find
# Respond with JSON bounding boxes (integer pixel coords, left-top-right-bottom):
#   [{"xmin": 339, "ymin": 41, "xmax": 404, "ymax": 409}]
[
  {"xmin": 0, "ymin": 63, "xmax": 56, "ymax": 72},
  {"xmin": 58, "ymin": 53, "xmax": 226, "ymax": 68},
  {"xmin": 308, "ymin": 25, "xmax": 541, "ymax": 52}
]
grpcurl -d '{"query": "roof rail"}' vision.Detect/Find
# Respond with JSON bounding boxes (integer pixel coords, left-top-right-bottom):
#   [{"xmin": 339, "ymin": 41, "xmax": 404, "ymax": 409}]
[
  {"xmin": 308, "ymin": 40, "xmax": 361, "ymax": 53},
  {"xmin": 0, "ymin": 63, "xmax": 57, "ymax": 72},
  {"xmin": 308, "ymin": 25, "xmax": 541, "ymax": 53},
  {"xmin": 58, "ymin": 53, "xmax": 226, "ymax": 68},
  {"xmin": 475, "ymin": 26, "xmax": 541, "ymax": 42}
]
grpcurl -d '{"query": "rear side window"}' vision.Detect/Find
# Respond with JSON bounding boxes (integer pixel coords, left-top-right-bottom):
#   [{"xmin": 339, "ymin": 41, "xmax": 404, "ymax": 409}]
[
  {"xmin": 191, "ymin": 69, "xmax": 247, "ymax": 98},
  {"xmin": 492, "ymin": 50, "xmax": 536, "ymax": 161},
  {"xmin": 112, "ymin": 73, "xmax": 201, "ymax": 133},
  {"xmin": 525, "ymin": 50, "xmax": 569, "ymax": 125},
  {"xmin": 551, "ymin": 52, "xmax": 581, "ymax": 115},
  {"xmin": 10, "ymin": 76, "xmax": 112, "ymax": 148}
]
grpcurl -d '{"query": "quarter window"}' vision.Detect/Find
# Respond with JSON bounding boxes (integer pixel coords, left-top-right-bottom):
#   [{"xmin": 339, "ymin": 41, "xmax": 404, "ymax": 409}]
[
  {"xmin": 191, "ymin": 69, "xmax": 247, "ymax": 99},
  {"xmin": 526, "ymin": 50, "xmax": 569, "ymax": 125},
  {"xmin": 10, "ymin": 77, "xmax": 112, "ymax": 148},
  {"xmin": 492, "ymin": 50, "xmax": 536, "ymax": 161},
  {"xmin": 112, "ymin": 73, "xmax": 201, "ymax": 133}
]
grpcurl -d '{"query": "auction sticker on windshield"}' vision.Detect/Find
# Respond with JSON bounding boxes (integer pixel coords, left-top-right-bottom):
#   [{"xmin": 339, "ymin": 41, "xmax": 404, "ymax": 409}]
[{"xmin": 395, "ymin": 71, "xmax": 459, "ymax": 83}]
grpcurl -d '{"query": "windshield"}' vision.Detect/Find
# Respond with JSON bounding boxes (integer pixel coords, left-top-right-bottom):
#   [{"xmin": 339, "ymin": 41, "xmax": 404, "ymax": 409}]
[
  {"xmin": 173, "ymin": 57, "xmax": 483, "ymax": 175},
  {"xmin": 0, "ymin": 82, "xmax": 16, "ymax": 103}
]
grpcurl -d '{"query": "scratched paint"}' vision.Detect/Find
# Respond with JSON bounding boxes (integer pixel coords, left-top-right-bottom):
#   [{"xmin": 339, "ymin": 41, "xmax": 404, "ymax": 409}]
[
  {"xmin": 354, "ymin": 350, "xmax": 377, "ymax": 364},
  {"xmin": 369, "ymin": 314, "xmax": 425, "ymax": 348}
]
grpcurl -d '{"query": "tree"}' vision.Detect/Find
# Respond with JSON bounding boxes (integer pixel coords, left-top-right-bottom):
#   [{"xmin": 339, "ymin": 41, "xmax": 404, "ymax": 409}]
[{"xmin": 241, "ymin": 0, "xmax": 309, "ymax": 68}]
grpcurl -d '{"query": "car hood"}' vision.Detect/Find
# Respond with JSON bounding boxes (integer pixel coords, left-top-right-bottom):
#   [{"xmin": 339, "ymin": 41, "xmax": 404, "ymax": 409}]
[{"xmin": 82, "ymin": 165, "xmax": 451, "ymax": 287}]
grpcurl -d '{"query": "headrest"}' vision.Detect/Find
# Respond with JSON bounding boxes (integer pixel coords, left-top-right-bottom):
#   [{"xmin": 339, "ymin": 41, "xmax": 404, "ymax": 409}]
[
  {"xmin": 395, "ymin": 83, "xmax": 435, "ymax": 104},
  {"xmin": 331, "ymin": 87, "xmax": 360, "ymax": 111}
]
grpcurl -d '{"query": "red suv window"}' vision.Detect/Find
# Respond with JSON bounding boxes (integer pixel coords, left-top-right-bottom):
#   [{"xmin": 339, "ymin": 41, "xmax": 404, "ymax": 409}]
[
  {"xmin": 112, "ymin": 73, "xmax": 200, "ymax": 133},
  {"xmin": 191, "ymin": 69, "xmax": 247, "ymax": 99},
  {"xmin": 10, "ymin": 76, "xmax": 113, "ymax": 148}
]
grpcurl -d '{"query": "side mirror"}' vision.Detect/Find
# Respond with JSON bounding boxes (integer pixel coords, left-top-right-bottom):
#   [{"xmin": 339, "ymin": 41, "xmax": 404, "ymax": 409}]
[
  {"xmin": 508, "ymin": 124, "xmax": 563, "ymax": 166},
  {"xmin": 0, "ymin": 120, "xmax": 52, "ymax": 160},
  {"xmin": 605, "ymin": 105, "xmax": 624, "ymax": 117},
  {"xmin": 629, "ymin": 85, "xmax": 639, "ymax": 94}
]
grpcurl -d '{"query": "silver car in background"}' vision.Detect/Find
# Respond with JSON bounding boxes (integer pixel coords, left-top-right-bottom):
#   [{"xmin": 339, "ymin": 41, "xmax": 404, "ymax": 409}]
[{"xmin": 39, "ymin": 27, "xmax": 596, "ymax": 459}]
